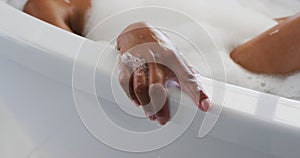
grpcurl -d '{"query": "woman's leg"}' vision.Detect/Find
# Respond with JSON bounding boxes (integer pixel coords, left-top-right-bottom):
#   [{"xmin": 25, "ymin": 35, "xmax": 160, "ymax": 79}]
[{"xmin": 230, "ymin": 12, "xmax": 300, "ymax": 74}]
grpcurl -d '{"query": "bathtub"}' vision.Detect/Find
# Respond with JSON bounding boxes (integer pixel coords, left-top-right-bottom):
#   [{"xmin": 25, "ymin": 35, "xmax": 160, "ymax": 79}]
[{"xmin": 1, "ymin": 2, "xmax": 300, "ymax": 158}]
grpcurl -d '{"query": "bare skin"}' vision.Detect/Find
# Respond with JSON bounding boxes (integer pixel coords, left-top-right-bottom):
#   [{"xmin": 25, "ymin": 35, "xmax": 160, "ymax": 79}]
[
  {"xmin": 24, "ymin": 0, "xmax": 90, "ymax": 35},
  {"xmin": 23, "ymin": 0, "xmax": 210, "ymax": 125},
  {"xmin": 24, "ymin": 0, "xmax": 210, "ymax": 125},
  {"xmin": 23, "ymin": 0, "xmax": 300, "ymax": 124},
  {"xmin": 117, "ymin": 22, "xmax": 210, "ymax": 124},
  {"xmin": 230, "ymin": 13, "xmax": 300, "ymax": 74}
]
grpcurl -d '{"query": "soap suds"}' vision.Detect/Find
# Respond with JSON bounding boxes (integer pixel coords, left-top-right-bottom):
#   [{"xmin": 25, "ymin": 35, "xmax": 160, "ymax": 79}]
[
  {"xmin": 5, "ymin": 0, "xmax": 300, "ymax": 100},
  {"xmin": 120, "ymin": 52, "xmax": 146, "ymax": 70},
  {"xmin": 83, "ymin": 0, "xmax": 300, "ymax": 100}
]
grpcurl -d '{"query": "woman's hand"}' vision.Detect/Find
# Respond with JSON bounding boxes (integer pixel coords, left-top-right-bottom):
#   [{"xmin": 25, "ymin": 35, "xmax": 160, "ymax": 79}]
[{"xmin": 117, "ymin": 22, "xmax": 210, "ymax": 125}]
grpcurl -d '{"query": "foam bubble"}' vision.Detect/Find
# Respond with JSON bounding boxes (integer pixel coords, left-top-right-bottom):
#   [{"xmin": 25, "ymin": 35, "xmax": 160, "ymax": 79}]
[
  {"xmin": 120, "ymin": 52, "xmax": 146, "ymax": 70},
  {"xmin": 85, "ymin": 0, "xmax": 300, "ymax": 100}
]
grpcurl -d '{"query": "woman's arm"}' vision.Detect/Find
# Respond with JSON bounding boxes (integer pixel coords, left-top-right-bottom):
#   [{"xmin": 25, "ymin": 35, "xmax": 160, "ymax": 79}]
[{"xmin": 230, "ymin": 12, "xmax": 300, "ymax": 74}]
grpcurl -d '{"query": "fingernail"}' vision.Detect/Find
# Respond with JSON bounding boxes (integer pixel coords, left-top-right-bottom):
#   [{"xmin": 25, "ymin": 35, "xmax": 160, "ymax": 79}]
[
  {"xmin": 157, "ymin": 116, "xmax": 168, "ymax": 125},
  {"xmin": 149, "ymin": 115, "xmax": 157, "ymax": 121},
  {"xmin": 200, "ymin": 99, "xmax": 210, "ymax": 112},
  {"xmin": 133, "ymin": 99, "xmax": 141, "ymax": 106}
]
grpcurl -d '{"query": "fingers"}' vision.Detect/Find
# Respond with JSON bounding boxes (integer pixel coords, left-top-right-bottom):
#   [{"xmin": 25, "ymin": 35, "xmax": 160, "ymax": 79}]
[
  {"xmin": 148, "ymin": 63, "xmax": 170, "ymax": 124},
  {"xmin": 132, "ymin": 68, "xmax": 160, "ymax": 121},
  {"xmin": 118, "ymin": 60, "xmax": 140, "ymax": 106},
  {"xmin": 186, "ymin": 66, "xmax": 211, "ymax": 112},
  {"xmin": 166, "ymin": 53, "xmax": 211, "ymax": 112},
  {"xmin": 178, "ymin": 75, "xmax": 210, "ymax": 112},
  {"xmin": 149, "ymin": 83, "xmax": 169, "ymax": 125},
  {"xmin": 149, "ymin": 115, "xmax": 157, "ymax": 121},
  {"xmin": 182, "ymin": 60, "xmax": 211, "ymax": 111},
  {"xmin": 198, "ymin": 91, "xmax": 210, "ymax": 112},
  {"xmin": 133, "ymin": 69, "xmax": 150, "ymax": 106},
  {"xmin": 155, "ymin": 99, "xmax": 170, "ymax": 125}
]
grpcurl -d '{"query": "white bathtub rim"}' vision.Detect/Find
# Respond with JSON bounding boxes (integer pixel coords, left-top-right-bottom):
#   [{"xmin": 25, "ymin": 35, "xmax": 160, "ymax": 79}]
[{"xmin": 1, "ymin": 2, "xmax": 300, "ymax": 132}]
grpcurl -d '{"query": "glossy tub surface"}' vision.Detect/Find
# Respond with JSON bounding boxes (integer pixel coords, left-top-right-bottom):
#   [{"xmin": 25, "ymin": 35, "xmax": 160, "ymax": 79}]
[{"xmin": 1, "ymin": 2, "xmax": 300, "ymax": 158}]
